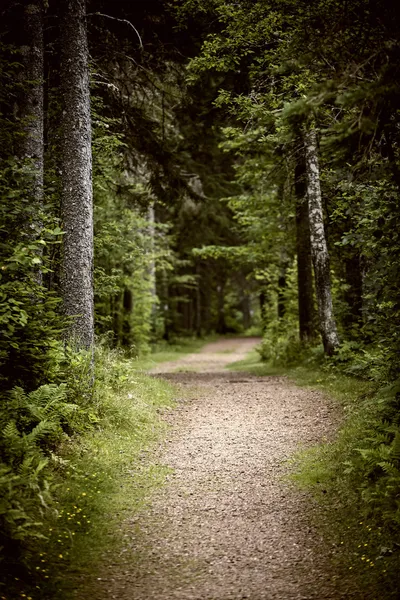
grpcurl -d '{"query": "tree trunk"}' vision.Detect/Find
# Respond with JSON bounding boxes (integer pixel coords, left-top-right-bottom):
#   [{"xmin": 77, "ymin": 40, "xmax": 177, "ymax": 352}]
[
  {"xmin": 216, "ymin": 281, "xmax": 226, "ymax": 334},
  {"xmin": 277, "ymin": 267, "xmax": 287, "ymax": 320},
  {"xmin": 304, "ymin": 128, "xmax": 339, "ymax": 355},
  {"xmin": 259, "ymin": 287, "xmax": 269, "ymax": 333},
  {"xmin": 60, "ymin": 0, "xmax": 94, "ymax": 349},
  {"xmin": 295, "ymin": 156, "xmax": 316, "ymax": 341},
  {"xmin": 122, "ymin": 287, "xmax": 133, "ymax": 346},
  {"xmin": 343, "ymin": 252, "xmax": 363, "ymax": 333},
  {"xmin": 195, "ymin": 262, "xmax": 202, "ymax": 337},
  {"xmin": 148, "ymin": 202, "xmax": 157, "ymax": 328},
  {"xmin": 241, "ymin": 294, "xmax": 251, "ymax": 330},
  {"xmin": 16, "ymin": 0, "xmax": 44, "ymax": 281}
]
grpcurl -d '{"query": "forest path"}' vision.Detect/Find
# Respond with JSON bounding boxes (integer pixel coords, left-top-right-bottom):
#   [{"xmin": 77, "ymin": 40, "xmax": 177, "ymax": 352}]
[{"xmin": 92, "ymin": 338, "xmax": 360, "ymax": 600}]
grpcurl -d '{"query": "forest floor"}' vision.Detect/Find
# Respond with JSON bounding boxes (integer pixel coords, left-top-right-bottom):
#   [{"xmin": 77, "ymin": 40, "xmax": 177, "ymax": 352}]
[{"xmin": 81, "ymin": 337, "xmax": 366, "ymax": 600}]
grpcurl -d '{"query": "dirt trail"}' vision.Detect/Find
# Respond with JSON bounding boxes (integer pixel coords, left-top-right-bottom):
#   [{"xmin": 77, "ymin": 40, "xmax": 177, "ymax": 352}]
[{"xmin": 90, "ymin": 338, "xmax": 361, "ymax": 600}]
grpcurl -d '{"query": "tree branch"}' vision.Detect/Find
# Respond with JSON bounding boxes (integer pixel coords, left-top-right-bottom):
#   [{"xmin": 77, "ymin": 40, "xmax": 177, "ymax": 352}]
[{"xmin": 86, "ymin": 12, "xmax": 143, "ymax": 49}]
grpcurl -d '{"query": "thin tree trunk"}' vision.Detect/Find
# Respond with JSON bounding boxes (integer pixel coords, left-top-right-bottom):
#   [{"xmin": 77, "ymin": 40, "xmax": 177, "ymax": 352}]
[
  {"xmin": 259, "ymin": 287, "xmax": 269, "ymax": 333},
  {"xmin": 16, "ymin": 0, "xmax": 44, "ymax": 282},
  {"xmin": 241, "ymin": 295, "xmax": 251, "ymax": 329},
  {"xmin": 304, "ymin": 128, "xmax": 339, "ymax": 355},
  {"xmin": 195, "ymin": 262, "xmax": 202, "ymax": 337},
  {"xmin": 295, "ymin": 156, "xmax": 316, "ymax": 341},
  {"xmin": 216, "ymin": 280, "xmax": 226, "ymax": 334},
  {"xmin": 343, "ymin": 252, "xmax": 363, "ymax": 333},
  {"xmin": 148, "ymin": 202, "xmax": 157, "ymax": 325},
  {"xmin": 60, "ymin": 0, "xmax": 94, "ymax": 349},
  {"xmin": 277, "ymin": 267, "xmax": 287, "ymax": 320},
  {"xmin": 122, "ymin": 287, "xmax": 133, "ymax": 346}
]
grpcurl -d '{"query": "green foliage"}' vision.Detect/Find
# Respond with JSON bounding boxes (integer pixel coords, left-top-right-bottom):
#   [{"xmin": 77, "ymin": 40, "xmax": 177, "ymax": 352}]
[
  {"xmin": 0, "ymin": 42, "xmax": 65, "ymax": 393},
  {"xmin": 0, "ymin": 383, "xmax": 76, "ymax": 552},
  {"xmin": 258, "ymin": 332, "xmax": 306, "ymax": 367},
  {"xmin": 0, "ymin": 343, "xmax": 179, "ymax": 598}
]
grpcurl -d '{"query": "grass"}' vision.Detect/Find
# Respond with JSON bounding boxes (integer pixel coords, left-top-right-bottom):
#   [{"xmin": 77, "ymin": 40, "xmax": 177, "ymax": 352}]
[
  {"xmin": 130, "ymin": 336, "xmax": 213, "ymax": 371},
  {"xmin": 228, "ymin": 348, "xmax": 400, "ymax": 598},
  {"xmin": 3, "ymin": 339, "xmax": 207, "ymax": 600}
]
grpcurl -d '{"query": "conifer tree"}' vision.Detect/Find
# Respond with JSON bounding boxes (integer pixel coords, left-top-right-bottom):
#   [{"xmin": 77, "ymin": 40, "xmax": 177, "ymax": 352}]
[{"xmin": 59, "ymin": 0, "xmax": 94, "ymax": 349}]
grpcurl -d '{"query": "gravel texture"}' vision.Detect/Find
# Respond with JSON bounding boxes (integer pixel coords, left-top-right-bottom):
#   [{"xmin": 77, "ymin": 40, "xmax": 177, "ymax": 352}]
[{"xmin": 89, "ymin": 338, "xmax": 363, "ymax": 600}]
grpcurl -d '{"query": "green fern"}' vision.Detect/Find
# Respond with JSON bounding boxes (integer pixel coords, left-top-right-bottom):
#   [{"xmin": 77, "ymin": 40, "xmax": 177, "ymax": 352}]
[
  {"xmin": 390, "ymin": 431, "xmax": 400, "ymax": 463},
  {"xmin": 2, "ymin": 420, "xmax": 20, "ymax": 443}
]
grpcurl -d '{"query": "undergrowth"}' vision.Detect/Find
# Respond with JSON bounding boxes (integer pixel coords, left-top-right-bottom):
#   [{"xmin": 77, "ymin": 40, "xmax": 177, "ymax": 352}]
[
  {"xmin": 0, "ymin": 343, "xmax": 179, "ymax": 599},
  {"xmin": 230, "ymin": 345, "xmax": 400, "ymax": 598}
]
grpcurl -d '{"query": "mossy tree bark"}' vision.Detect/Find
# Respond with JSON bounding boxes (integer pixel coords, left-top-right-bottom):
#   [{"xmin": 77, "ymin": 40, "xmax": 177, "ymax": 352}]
[
  {"xmin": 60, "ymin": 0, "xmax": 94, "ymax": 349},
  {"xmin": 304, "ymin": 127, "xmax": 339, "ymax": 356}
]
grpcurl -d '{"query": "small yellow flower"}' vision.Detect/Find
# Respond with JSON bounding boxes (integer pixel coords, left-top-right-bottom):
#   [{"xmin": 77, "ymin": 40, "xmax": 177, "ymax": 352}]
[{"xmin": 59, "ymin": 554, "xmax": 63, "ymax": 559}]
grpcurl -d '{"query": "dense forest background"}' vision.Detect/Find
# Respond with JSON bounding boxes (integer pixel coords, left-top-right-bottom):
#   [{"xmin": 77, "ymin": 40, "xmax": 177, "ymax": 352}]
[{"xmin": 1, "ymin": 0, "xmax": 400, "ymax": 596}]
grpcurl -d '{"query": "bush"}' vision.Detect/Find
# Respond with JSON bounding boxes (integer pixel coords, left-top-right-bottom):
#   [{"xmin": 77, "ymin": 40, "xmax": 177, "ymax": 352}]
[{"xmin": 257, "ymin": 329, "xmax": 309, "ymax": 367}]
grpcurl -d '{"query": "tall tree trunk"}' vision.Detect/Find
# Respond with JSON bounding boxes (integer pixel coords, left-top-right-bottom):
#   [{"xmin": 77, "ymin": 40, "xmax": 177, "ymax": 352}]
[
  {"xmin": 121, "ymin": 287, "xmax": 133, "ymax": 346},
  {"xmin": 60, "ymin": 0, "xmax": 94, "ymax": 349},
  {"xmin": 259, "ymin": 287, "xmax": 269, "ymax": 333},
  {"xmin": 304, "ymin": 128, "xmax": 339, "ymax": 355},
  {"xmin": 16, "ymin": 0, "xmax": 44, "ymax": 281},
  {"xmin": 343, "ymin": 252, "xmax": 363, "ymax": 333},
  {"xmin": 277, "ymin": 266, "xmax": 287, "ymax": 320},
  {"xmin": 241, "ymin": 294, "xmax": 251, "ymax": 330},
  {"xmin": 295, "ymin": 156, "xmax": 316, "ymax": 341},
  {"xmin": 148, "ymin": 202, "xmax": 157, "ymax": 327},
  {"xmin": 216, "ymin": 280, "xmax": 226, "ymax": 334},
  {"xmin": 195, "ymin": 262, "xmax": 202, "ymax": 337}
]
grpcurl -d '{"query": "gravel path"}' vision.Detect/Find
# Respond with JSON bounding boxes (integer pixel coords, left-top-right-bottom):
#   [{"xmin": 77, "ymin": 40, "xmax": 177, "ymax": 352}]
[{"xmin": 92, "ymin": 338, "xmax": 362, "ymax": 600}]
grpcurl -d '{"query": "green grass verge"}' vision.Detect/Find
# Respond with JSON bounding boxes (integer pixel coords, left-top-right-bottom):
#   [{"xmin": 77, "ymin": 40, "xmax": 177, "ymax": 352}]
[
  {"xmin": 229, "ymin": 350, "xmax": 400, "ymax": 599},
  {"xmin": 3, "ymin": 340, "xmax": 206, "ymax": 600}
]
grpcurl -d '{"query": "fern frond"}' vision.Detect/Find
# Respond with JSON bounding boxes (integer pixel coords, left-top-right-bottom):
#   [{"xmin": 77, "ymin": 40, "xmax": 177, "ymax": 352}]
[
  {"xmin": 390, "ymin": 431, "xmax": 400, "ymax": 463},
  {"xmin": 28, "ymin": 384, "xmax": 68, "ymax": 407},
  {"xmin": 25, "ymin": 420, "xmax": 58, "ymax": 446},
  {"xmin": 2, "ymin": 421, "xmax": 21, "ymax": 442}
]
